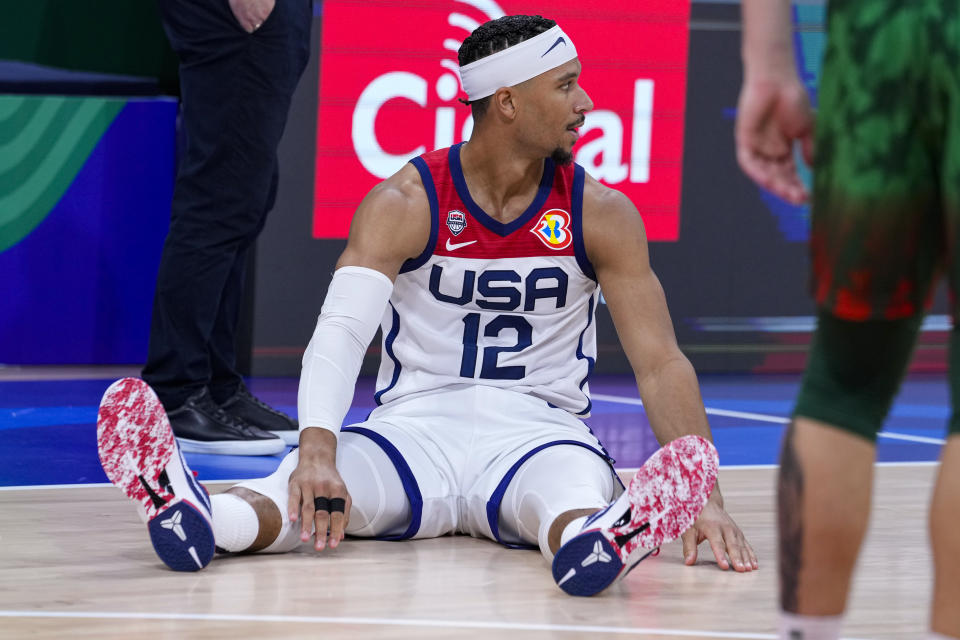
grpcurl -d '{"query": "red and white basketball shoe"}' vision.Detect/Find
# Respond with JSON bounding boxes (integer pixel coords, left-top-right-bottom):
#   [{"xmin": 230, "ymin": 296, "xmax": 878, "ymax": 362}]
[
  {"xmin": 97, "ymin": 378, "xmax": 214, "ymax": 571},
  {"xmin": 552, "ymin": 435, "xmax": 719, "ymax": 596}
]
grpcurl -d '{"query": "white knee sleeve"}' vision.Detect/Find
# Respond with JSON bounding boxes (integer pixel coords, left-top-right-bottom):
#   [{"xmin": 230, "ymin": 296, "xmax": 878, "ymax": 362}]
[
  {"xmin": 232, "ymin": 431, "xmax": 412, "ymax": 553},
  {"xmin": 338, "ymin": 431, "xmax": 411, "ymax": 538},
  {"xmin": 233, "ymin": 450, "xmax": 302, "ymax": 553},
  {"xmin": 500, "ymin": 445, "xmax": 616, "ymax": 562}
]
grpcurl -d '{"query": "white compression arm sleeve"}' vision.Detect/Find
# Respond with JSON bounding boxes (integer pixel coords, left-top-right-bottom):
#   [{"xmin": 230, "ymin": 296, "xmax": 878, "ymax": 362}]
[{"xmin": 297, "ymin": 266, "xmax": 394, "ymax": 439}]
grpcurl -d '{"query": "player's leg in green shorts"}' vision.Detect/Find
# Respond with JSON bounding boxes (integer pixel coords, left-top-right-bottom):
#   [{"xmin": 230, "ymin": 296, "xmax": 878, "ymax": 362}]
[
  {"xmin": 779, "ymin": 0, "xmax": 952, "ymax": 626},
  {"xmin": 931, "ymin": 4, "xmax": 960, "ymax": 634}
]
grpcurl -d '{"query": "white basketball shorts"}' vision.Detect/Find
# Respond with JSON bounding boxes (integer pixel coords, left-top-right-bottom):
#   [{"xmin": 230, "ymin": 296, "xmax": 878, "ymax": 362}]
[{"xmin": 236, "ymin": 385, "xmax": 621, "ymax": 552}]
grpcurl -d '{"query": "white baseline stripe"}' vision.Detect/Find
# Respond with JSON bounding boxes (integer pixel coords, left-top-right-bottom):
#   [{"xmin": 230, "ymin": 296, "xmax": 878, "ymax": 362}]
[
  {"xmin": 0, "ymin": 479, "xmax": 245, "ymax": 492},
  {"xmin": 0, "ymin": 482, "xmax": 111, "ymax": 491},
  {"xmin": 592, "ymin": 393, "xmax": 787, "ymax": 424},
  {"xmin": 616, "ymin": 460, "xmax": 941, "ymax": 474},
  {"xmin": 591, "ymin": 393, "xmax": 947, "ymax": 445},
  {"xmin": 876, "ymin": 432, "xmax": 946, "ymax": 445},
  {"xmin": 0, "ymin": 610, "xmax": 873, "ymax": 640},
  {"xmin": 0, "ymin": 462, "xmax": 941, "ymax": 492}
]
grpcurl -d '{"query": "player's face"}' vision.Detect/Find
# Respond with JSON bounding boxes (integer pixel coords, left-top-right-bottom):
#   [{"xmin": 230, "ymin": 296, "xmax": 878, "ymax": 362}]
[{"xmin": 522, "ymin": 59, "xmax": 593, "ymax": 165}]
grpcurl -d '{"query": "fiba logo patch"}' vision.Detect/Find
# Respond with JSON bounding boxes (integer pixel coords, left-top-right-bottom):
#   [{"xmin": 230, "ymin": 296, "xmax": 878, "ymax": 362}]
[
  {"xmin": 446, "ymin": 210, "xmax": 467, "ymax": 236},
  {"xmin": 532, "ymin": 208, "xmax": 572, "ymax": 250}
]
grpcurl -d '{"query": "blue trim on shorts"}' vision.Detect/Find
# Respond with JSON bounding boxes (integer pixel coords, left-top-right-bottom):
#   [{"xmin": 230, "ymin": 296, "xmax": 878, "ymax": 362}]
[
  {"xmin": 401, "ymin": 156, "xmax": 439, "ymax": 274},
  {"xmin": 373, "ymin": 303, "xmax": 401, "ymax": 406},
  {"xmin": 574, "ymin": 294, "xmax": 597, "ymax": 415},
  {"xmin": 341, "ymin": 426, "xmax": 422, "ymax": 540},
  {"xmin": 485, "ymin": 439, "xmax": 614, "ymax": 550}
]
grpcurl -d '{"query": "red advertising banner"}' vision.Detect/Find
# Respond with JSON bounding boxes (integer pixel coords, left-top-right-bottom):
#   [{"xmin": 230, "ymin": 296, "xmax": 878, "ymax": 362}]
[{"xmin": 314, "ymin": 0, "xmax": 690, "ymax": 241}]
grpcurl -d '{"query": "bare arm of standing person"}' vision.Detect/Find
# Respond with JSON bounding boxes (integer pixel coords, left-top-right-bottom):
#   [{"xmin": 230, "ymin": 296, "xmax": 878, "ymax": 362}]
[{"xmin": 736, "ymin": 0, "xmax": 815, "ymax": 204}]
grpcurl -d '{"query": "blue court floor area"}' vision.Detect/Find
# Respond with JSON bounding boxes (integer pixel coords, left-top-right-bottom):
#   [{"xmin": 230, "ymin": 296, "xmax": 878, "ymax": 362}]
[{"xmin": 0, "ymin": 373, "xmax": 950, "ymax": 487}]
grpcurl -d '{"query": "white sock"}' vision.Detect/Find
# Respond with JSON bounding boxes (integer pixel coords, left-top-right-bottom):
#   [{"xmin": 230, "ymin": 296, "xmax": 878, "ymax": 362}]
[
  {"xmin": 779, "ymin": 612, "xmax": 842, "ymax": 640},
  {"xmin": 211, "ymin": 493, "xmax": 259, "ymax": 552},
  {"xmin": 928, "ymin": 633, "xmax": 958, "ymax": 640},
  {"xmin": 537, "ymin": 515, "xmax": 589, "ymax": 562},
  {"xmin": 560, "ymin": 516, "xmax": 589, "ymax": 545}
]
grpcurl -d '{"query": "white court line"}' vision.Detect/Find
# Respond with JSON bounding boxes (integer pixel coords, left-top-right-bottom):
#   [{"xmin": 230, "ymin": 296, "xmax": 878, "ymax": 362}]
[
  {"xmin": 0, "ymin": 460, "xmax": 942, "ymax": 492},
  {"xmin": 0, "ymin": 610, "xmax": 873, "ymax": 640},
  {"xmin": 0, "ymin": 480, "xmax": 246, "ymax": 492},
  {"xmin": 616, "ymin": 460, "xmax": 941, "ymax": 474},
  {"xmin": 876, "ymin": 432, "xmax": 947, "ymax": 445},
  {"xmin": 591, "ymin": 393, "xmax": 948, "ymax": 446},
  {"xmin": 593, "ymin": 394, "xmax": 790, "ymax": 425},
  {"xmin": 0, "ymin": 460, "xmax": 941, "ymax": 493}
]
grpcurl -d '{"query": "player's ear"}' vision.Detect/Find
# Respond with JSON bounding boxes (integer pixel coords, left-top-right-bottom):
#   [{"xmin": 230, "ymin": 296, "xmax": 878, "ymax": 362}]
[{"xmin": 493, "ymin": 87, "xmax": 518, "ymax": 121}]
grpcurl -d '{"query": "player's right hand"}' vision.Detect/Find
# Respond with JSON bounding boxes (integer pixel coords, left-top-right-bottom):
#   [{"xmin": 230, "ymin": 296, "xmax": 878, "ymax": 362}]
[{"xmin": 287, "ymin": 427, "xmax": 352, "ymax": 551}]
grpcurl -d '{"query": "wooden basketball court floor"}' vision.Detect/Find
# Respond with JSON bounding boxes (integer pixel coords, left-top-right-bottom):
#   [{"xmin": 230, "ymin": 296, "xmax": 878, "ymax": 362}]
[{"xmin": 0, "ymin": 369, "xmax": 949, "ymax": 639}]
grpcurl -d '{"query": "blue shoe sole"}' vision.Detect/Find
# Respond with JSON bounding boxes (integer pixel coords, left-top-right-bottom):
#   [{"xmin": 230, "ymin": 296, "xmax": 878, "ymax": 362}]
[
  {"xmin": 552, "ymin": 531, "xmax": 624, "ymax": 597},
  {"xmin": 147, "ymin": 502, "xmax": 215, "ymax": 572}
]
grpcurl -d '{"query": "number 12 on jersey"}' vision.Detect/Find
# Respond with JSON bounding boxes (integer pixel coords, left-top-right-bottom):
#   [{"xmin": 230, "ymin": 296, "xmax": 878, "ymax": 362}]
[{"xmin": 459, "ymin": 313, "xmax": 533, "ymax": 380}]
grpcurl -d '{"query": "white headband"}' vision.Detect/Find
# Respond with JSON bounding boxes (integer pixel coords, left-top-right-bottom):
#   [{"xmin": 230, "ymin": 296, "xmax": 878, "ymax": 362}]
[{"xmin": 459, "ymin": 25, "xmax": 578, "ymax": 101}]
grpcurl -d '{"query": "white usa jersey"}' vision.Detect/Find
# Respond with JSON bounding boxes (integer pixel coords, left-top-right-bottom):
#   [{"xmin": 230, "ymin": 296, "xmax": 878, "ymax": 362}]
[{"xmin": 374, "ymin": 143, "xmax": 599, "ymax": 416}]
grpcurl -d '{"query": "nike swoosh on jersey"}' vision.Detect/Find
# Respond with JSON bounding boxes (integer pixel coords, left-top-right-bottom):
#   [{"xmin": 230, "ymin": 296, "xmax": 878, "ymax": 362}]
[{"xmin": 445, "ymin": 239, "xmax": 478, "ymax": 251}]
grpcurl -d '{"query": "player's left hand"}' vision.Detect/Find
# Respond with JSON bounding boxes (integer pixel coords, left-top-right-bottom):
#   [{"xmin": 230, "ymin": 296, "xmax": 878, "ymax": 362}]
[{"xmin": 680, "ymin": 496, "xmax": 758, "ymax": 572}]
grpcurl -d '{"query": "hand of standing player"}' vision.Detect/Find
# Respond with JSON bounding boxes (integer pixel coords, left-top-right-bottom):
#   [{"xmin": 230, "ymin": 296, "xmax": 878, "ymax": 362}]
[{"xmin": 735, "ymin": 74, "xmax": 814, "ymax": 205}]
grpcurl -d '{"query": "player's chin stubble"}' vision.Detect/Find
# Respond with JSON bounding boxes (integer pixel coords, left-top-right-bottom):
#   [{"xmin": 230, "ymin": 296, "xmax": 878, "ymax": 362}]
[{"xmin": 551, "ymin": 147, "xmax": 574, "ymax": 166}]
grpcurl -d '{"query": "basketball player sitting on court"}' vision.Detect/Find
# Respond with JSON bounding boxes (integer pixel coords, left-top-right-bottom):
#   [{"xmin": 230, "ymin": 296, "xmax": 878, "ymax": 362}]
[{"xmin": 96, "ymin": 14, "xmax": 757, "ymax": 596}]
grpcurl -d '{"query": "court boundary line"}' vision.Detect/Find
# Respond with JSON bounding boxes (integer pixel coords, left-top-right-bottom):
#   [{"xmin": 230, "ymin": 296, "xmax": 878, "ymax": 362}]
[
  {"xmin": 0, "ymin": 609, "xmax": 873, "ymax": 639},
  {"xmin": 618, "ymin": 460, "xmax": 940, "ymax": 473},
  {"xmin": 0, "ymin": 460, "xmax": 940, "ymax": 492},
  {"xmin": 591, "ymin": 393, "xmax": 948, "ymax": 446}
]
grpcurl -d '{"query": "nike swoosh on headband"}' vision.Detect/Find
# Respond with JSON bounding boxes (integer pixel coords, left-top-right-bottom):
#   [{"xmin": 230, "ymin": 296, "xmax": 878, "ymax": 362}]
[{"xmin": 541, "ymin": 37, "xmax": 566, "ymax": 57}]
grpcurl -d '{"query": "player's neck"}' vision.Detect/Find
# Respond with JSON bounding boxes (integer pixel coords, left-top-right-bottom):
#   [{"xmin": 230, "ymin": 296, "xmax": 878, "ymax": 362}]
[{"xmin": 458, "ymin": 137, "xmax": 545, "ymax": 224}]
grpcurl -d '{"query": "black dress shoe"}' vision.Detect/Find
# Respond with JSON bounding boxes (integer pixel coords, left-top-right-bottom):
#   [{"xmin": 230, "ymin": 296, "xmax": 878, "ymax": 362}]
[
  {"xmin": 220, "ymin": 385, "xmax": 299, "ymax": 446},
  {"xmin": 167, "ymin": 388, "xmax": 286, "ymax": 456}
]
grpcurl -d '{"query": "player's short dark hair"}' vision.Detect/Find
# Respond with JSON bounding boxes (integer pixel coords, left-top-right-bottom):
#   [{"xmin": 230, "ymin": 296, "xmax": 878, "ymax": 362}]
[{"xmin": 458, "ymin": 15, "xmax": 557, "ymax": 122}]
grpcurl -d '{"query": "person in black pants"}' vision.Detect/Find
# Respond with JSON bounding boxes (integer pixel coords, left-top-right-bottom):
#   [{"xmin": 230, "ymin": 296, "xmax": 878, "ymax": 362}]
[{"xmin": 143, "ymin": 0, "xmax": 311, "ymax": 455}]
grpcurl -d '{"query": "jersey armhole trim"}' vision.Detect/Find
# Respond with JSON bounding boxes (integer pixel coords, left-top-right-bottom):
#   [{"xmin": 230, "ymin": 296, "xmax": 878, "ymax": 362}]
[
  {"xmin": 571, "ymin": 164, "xmax": 597, "ymax": 281},
  {"xmin": 400, "ymin": 156, "xmax": 439, "ymax": 274},
  {"xmin": 373, "ymin": 303, "xmax": 402, "ymax": 405}
]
